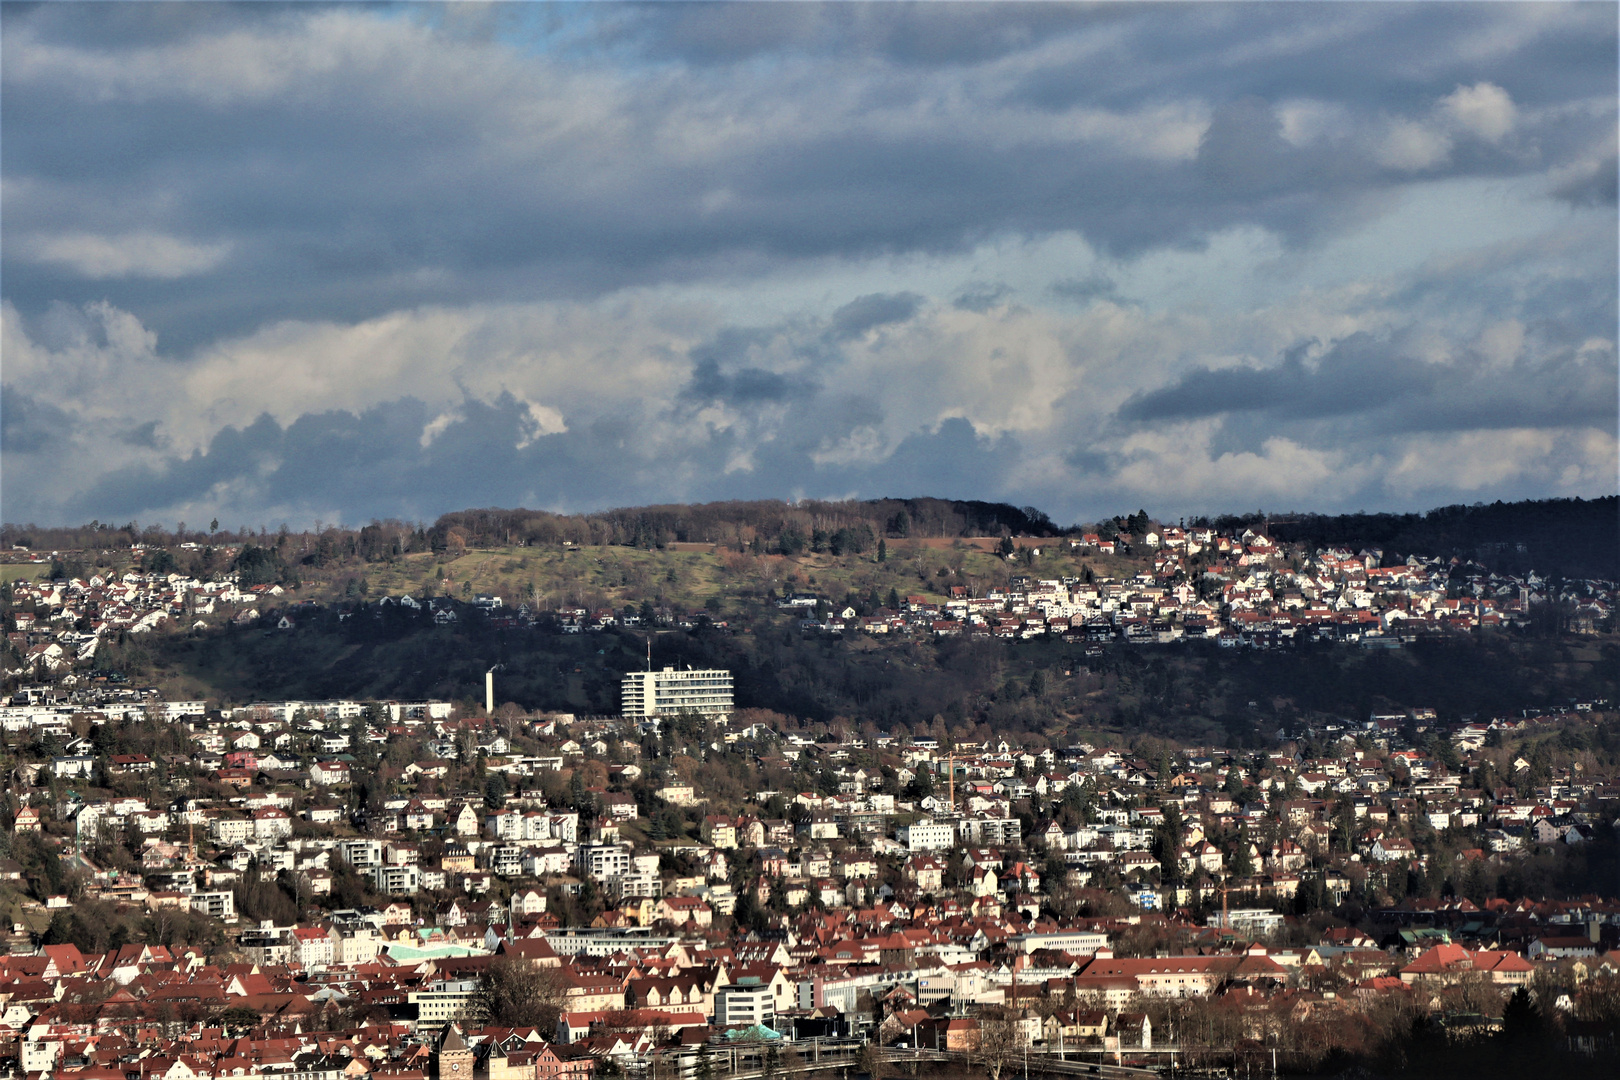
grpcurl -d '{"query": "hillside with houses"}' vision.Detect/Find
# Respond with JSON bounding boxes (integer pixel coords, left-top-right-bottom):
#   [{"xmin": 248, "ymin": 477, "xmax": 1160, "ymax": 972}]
[
  {"xmin": 3, "ymin": 500, "xmax": 1614, "ymax": 729},
  {"xmin": 0, "ymin": 499, "xmax": 1615, "ymax": 1076}
]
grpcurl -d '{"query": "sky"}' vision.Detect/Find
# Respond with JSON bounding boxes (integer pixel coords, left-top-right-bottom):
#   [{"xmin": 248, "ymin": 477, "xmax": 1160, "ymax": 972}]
[{"xmin": 2, "ymin": 1, "xmax": 1616, "ymax": 531}]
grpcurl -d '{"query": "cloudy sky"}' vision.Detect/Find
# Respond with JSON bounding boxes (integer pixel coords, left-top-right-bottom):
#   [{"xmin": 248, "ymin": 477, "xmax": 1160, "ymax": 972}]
[{"xmin": 2, "ymin": 2, "xmax": 1615, "ymax": 531}]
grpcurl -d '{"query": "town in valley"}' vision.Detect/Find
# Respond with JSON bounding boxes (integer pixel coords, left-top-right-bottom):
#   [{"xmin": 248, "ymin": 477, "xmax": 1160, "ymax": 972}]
[{"xmin": 0, "ymin": 498, "xmax": 1615, "ymax": 1079}]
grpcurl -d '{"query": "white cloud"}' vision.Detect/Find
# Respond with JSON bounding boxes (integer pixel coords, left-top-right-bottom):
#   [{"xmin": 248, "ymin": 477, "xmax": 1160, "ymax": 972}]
[
  {"xmin": 6, "ymin": 165, "xmax": 1615, "ymax": 524},
  {"xmin": 515, "ymin": 399, "xmax": 568, "ymax": 449},
  {"xmin": 1386, "ymin": 428, "xmax": 1617, "ymax": 497},
  {"xmin": 419, "ymin": 408, "xmax": 463, "ymax": 448},
  {"xmin": 1475, "ymin": 319, "xmax": 1524, "ymax": 367},
  {"xmin": 173, "ymin": 299, "xmax": 703, "ymax": 453},
  {"xmin": 1441, "ymin": 81, "xmax": 1517, "ymax": 143},
  {"xmin": 1376, "ymin": 118, "xmax": 1453, "ymax": 171},
  {"xmin": 1108, "ymin": 425, "xmax": 1374, "ymax": 507},
  {"xmin": 20, "ymin": 231, "xmax": 232, "ymax": 279},
  {"xmin": 0, "ymin": 0, "xmax": 1613, "ymax": 527},
  {"xmin": 1380, "ymin": 82, "xmax": 1516, "ymax": 175},
  {"xmin": 1371, "ymin": 83, "xmax": 1519, "ymax": 173},
  {"xmin": 3, "ymin": 11, "xmax": 437, "ymax": 106},
  {"xmin": 1275, "ymin": 99, "xmax": 1351, "ymax": 147},
  {"xmin": 0, "ymin": 299, "xmax": 168, "ymax": 424},
  {"xmin": 810, "ymin": 424, "xmax": 888, "ymax": 468}
]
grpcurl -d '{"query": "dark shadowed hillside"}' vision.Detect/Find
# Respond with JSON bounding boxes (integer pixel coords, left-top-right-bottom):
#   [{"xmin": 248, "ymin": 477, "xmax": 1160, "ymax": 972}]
[
  {"xmin": 1228, "ymin": 497, "xmax": 1618, "ymax": 580},
  {"xmin": 430, "ymin": 497, "xmax": 1061, "ymax": 551}
]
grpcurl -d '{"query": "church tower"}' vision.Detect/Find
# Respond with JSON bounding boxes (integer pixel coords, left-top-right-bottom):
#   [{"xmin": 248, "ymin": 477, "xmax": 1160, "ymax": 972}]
[{"xmin": 435, "ymin": 1023, "xmax": 474, "ymax": 1080}]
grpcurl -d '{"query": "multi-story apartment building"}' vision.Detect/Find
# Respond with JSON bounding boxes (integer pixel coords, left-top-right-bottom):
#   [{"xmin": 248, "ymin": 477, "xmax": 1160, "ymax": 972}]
[
  {"xmin": 371, "ymin": 864, "xmax": 421, "ymax": 895},
  {"xmin": 898, "ymin": 819, "xmax": 956, "ymax": 851},
  {"xmin": 575, "ymin": 843, "xmax": 632, "ymax": 883},
  {"xmin": 620, "ymin": 667, "xmax": 733, "ymax": 720}
]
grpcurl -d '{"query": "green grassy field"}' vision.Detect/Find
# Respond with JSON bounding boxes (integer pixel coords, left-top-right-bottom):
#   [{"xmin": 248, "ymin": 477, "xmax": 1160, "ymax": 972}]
[{"xmin": 0, "ymin": 564, "xmax": 47, "ymax": 585}]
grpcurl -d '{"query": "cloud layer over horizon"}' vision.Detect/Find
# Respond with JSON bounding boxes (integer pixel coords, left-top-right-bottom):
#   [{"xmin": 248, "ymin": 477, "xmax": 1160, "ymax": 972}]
[{"xmin": 3, "ymin": 2, "xmax": 1615, "ymax": 529}]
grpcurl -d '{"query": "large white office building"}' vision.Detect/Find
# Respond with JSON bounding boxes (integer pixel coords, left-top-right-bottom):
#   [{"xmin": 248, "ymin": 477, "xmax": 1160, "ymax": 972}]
[
  {"xmin": 898, "ymin": 819, "xmax": 957, "ymax": 851},
  {"xmin": 621, "ymin": 666, "xmax": 733, "ymax": 720}
]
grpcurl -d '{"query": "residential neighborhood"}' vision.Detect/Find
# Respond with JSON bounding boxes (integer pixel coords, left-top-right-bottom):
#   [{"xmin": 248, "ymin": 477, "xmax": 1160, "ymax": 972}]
[
  {"xmin": 5, "ymin": 518, "xmax": 1616, "ymax": 694},
  {"xmin": 0, "ymin": 681, "xmax": 1612, "ymax": 1077},
  {"xmin": 0, "ymin": 502, "xmax": 1615, "ymax": 1076}
]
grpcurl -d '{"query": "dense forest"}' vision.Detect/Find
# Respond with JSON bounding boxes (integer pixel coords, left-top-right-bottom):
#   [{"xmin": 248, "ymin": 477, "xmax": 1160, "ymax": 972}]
[
  {"xmin": 104, "ymin": 599, "xmax": 1618, "ymax": 747},
  {"xmin": 1253, "ymin": 496, "xmax": 1618, "ymax": 580},
  {"xmin": 5, "ymin": 496, "xmax": 1613, "ymax": 582},
  {"xmin": 431, "ymin": 497, "xmax": 1062, "ymax": 549},
  {"xmin": 0, "ymin": 497, "xmax": 1058, "ymax": 555}
]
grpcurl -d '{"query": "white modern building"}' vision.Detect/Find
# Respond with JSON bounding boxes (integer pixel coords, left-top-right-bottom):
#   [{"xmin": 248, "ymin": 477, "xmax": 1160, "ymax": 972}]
[
  {"xmin": 898, "ymin": 819, "xmax": 957, "ymax": 852},
  {"xmin": 715, "ymin": 982, "xmax": 776, "ymax": 1027},
  {"xmin": 1009, "ymin": 929, "xmax": 1111, "ymax": 954},
  {"xmin": 1206, "ymin": 908, "xmax": 1286, "ymax": 935},
  {"xmin": 621, "ymin": 667, "xmax": 733, "ymax": 720},
  {"xmin": 575, "ymin": 843, "xmax": 633, "ymax": 883},
  {"xmin": 371, "ymin": 865, "xmax": 422, "ymax": 895},
  {"xmin": 958, "ymin": 816, "xmax": 1023, "ymax": 845},
  {"xmin": 189, "ymin": 891, "xmax": 237, "ymax": 920}
]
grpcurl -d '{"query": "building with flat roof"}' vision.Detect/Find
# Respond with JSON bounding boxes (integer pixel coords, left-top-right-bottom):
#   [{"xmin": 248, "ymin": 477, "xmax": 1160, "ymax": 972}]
[
  {"xmin": 621, "ymin": 667, "xmax": 733, "ymax": 720},
  {"xmin": 1010, "ymin": 929, "xmax": 1111, "ymax": 954},
  {"xmin": 543, "ymin": 926, "xmax": 683, "ymax": 956},
  {"xmin": 898, "ymin": 819, "xmax": 956, "ymax": 852},
  {"xmin": 1206, "ymin": 908, "xmax": 1286, "ymax": 935},
  {"xmin": 715, "ymin": 982, "xmax": 776, "ymax": 1028}
]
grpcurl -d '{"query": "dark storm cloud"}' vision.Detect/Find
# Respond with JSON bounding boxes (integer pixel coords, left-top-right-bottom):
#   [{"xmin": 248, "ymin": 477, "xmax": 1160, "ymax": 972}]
[
  {"xmin": 679, "ymin": 325, "xmax": 821, "ymax": 406},
  {"xmin": 1551, "ymin": 150, "xmax": 1620, "ymax": 207},
  {"xmin": 684, "ymin": 360, "xmax": 802, "ymax": 406},
  {"xmin": 1048, "ymin": 275, "xmax": 1118, "ymax": 303},
  {"xmin": 66, "ymin": 396, "xmax": 539, "ymax": 523},
  {"xmin": 594, "ymin": 2, "xmax": 1117, "ymax": 68},
  {"xmin": 1117, "ymin": 336, "xmax": 1418, "ymax": 422},
  {"xmin": 3, "ymin": 2, "xmax": 1611, "ymax": 350},
  {"xmin": 1119, "ymin": 332, "xmax": 1619, "ymax": 436},
  {"xmin": 1, "ymin": 2, "xmax": 1615, "ymax": 528},
  {"xmin": 830, "ymin": 293, "xmax": 924, "ymax": 341},
  {"xmin": 116, "ymin": 420, "xmax": 164, "ymax": 449},
  {"xmin": 1063, "ymin": 447, "xmax": 1115, "ymax": 476},
  {"xmin": 952, "ymin": 284, "xmax": 1010, "ymax": 313},
  {"xmin": 0, "ymin": 386, "xmax": 71, "ymax": 455},
  {"xmin": 858, "ymin": 417, "xmax": 1023, "ymax": 497},
  {"xmin": 1196, "ymin": 96, "xmax": 1298, "ymax": 195},
  {"xmin": 50, "ymin": 389, "xmax": 1023, "ymax": 526},
  {"xmin": 8, "ymin": 0, "xmax": 305, "ymax": 49},
  {"xmin": 1009, "ymin": 3, "xmax": 1615, "ymax": 112}
]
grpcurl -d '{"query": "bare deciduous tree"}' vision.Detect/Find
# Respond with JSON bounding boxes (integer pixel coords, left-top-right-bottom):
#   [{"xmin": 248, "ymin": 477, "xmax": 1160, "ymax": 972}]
[
  {"xmin": 470, "ymin": 955, "xmax": 570, "ymax": 1029},
  {"xmin": 495, "ymin": 702, "xmax": 528, "ymax": 743},
  {"xmin": 973, "ymin": 1009, "xmax": 1022, "ymax": 1080}
]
